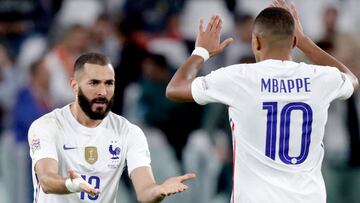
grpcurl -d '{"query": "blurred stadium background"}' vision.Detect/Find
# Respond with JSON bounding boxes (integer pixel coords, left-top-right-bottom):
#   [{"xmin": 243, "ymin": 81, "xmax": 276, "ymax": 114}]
[{"xmin": 0, "ymin": 0, "xmax": 360, "ymax": 202}]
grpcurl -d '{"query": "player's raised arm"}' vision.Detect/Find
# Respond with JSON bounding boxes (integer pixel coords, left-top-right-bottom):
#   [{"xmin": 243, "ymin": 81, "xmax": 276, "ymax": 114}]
[
  {"xmin": 166, "ymin": 15, "xmax": 233, "ymax": 102},
  {"xmin": 35, "ymin": 158, "xmax": 99, "ymax": 195},
  {"xmin": 271, "ymin": 0, "xmax": 359, "ymax": 89},
  {"xmin": 130, "ymin": 166, "xmax": 195, "ymax": 203}
]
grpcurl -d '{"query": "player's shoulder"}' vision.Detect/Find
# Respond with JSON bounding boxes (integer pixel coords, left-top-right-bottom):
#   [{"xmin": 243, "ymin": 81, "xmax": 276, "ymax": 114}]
[
  {"xmin": 31, "ymin": 108, "xmax": 60, "ymax": 126},
  {"xmin": 107, "ymin": 112, "xmax": 131, "ymax": 127},
  {"xmin": 107, "ymin": 112, "xmax": 144, "ymax": 135},
  {"xmin": 29, "ymin": 108, "xmax": 63, "ymax": 132},
  {"xmin": 223, "ymin": 61, "xmax": 277, "ymax": 73},
  {"xmin": 299, "ymin": 62, "xmax": 340, "ymax": 75},
  {"xmin": 222, "ymin": 63, "xmax": 248, "ymax": 72},
  {"xmin": 211, "ymin": 63, "xmax": 248, "ymax": 79}
]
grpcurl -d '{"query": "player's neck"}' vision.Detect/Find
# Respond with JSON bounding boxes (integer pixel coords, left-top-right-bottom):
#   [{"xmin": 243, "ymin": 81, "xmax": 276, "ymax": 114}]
[
  {"xmin": 258, "ymin": 49, "xmax": 292, "ymax": 62},
  {"xmin": 70, "ymin": 103, "xmax": 102, "ymax": 128}
]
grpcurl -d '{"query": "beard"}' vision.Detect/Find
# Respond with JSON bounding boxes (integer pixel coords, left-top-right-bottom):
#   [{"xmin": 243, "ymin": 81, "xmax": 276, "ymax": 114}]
[{"xmin": 77, "ymin": 88, "xmax": 114, "ymax": 120}]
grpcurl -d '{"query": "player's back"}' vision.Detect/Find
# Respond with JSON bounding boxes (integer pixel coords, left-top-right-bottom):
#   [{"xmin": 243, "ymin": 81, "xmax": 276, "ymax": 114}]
[
  {"xmin": 194, "ymin": 59, "xmax": 353, "ymax": 203},
  {"xmin": 230, "ymin": 60, "xmax": 354, "ymax": 202}
]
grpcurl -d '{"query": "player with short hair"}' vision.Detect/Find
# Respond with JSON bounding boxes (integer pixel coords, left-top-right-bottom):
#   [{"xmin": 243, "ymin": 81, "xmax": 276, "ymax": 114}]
[
  {"xmin": 28, "ymin": 52, "xmax": 195, "ymax": 203},
  {"xmin": 166, "ymin": 0, "xmax": 358, "ymax": 202}
]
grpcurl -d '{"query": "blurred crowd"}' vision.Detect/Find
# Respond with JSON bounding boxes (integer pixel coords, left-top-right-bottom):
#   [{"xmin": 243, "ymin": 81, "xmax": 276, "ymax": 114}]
[{"xmin": 0, "ymin": 0, "xmax": 359, "ymax": 203}]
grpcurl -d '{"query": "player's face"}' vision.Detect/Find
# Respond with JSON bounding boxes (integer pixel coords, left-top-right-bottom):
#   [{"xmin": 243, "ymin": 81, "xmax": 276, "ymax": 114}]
[{"xmin": 75, "ymin": 63, "xmax": 115, "ymax": 120}]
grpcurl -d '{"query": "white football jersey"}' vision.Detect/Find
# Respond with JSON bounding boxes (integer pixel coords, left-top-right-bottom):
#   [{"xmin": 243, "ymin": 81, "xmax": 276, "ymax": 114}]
[
  {"xmin": 28, "ymin": 105, "xmax": 151, "ymax": 203},
  {"xmin": 191, "ymin": 59, "xmax": 354, "ymax": 203}
]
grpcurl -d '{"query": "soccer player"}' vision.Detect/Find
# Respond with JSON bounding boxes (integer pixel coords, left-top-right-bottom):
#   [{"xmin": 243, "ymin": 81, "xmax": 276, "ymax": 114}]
[
  {"xmin": 166, "ymin": 0, "xmax": 358, "ymax": 202},
  {"xmin": 28, "ymin": 52, "xmax": 195, "ymax": 203}
]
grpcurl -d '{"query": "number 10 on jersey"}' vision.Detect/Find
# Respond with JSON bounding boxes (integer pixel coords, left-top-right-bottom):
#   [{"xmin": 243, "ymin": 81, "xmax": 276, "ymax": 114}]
[
  {"xmin": 80, "ymin": 175, "xmax": 100, "ymax": 200},
  {"xmin": 262, "ymin": 102, "xmax": 313, "ymax": 165}
]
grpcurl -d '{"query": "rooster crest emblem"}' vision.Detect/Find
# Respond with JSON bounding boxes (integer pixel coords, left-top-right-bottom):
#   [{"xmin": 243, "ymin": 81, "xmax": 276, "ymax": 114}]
[{"xmin": 109, "ymin": 145, "xmax": 121, "ymax": 159}]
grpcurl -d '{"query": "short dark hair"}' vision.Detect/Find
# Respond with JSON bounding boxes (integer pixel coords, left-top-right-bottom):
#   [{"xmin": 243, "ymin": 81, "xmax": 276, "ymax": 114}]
[
  {"xmin": 73, "ymin": 52, "xmax": 111, "ymax": 76},
  {"xmin": 254, "ymin": 7, "xmax": 295, "ymax": 45}
]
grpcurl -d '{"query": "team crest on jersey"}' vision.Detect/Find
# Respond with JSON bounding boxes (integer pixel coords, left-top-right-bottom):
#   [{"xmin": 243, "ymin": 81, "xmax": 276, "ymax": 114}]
[
  {"xmin": 108, "ymin": 141, "xmax": 121, "ymax": 169},
  {"xmin": 85, "ymin": 146, "xmax": 98, "ymax": 164},
  {"xmin": 109, "ymin": 144, "xmax": 121, "ymax": 159}
]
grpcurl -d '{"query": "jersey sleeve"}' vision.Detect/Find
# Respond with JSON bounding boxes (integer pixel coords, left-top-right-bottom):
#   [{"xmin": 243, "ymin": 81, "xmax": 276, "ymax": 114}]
[
  {"xmin": 191, "ymin": 66, "xmax": 241, "ymax": 105},
  {"xmin": 329, "ymin": 68, "xmax": 354, "ymax": 100},
  {"xmin": 28, "ymin": 116, "xmax": 58, "ymax": 167},
  {"xmin": 126, "ymin": 124, "xmax": 151, "ymax": 176}
]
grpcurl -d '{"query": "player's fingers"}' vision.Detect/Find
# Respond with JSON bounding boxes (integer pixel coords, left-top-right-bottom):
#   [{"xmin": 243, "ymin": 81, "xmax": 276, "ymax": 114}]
[
  {"xmin": 174, "ymin": 183, "xmax": 185, "ymax": 191},
  {"xmin": 272, "ymin": 0, "xmax": 281, "ymax": 7},
  {"xmin": 167, "ymin": 184, "xmax": 188, "ymax": 196},
  {"xmin": 268, "ymin": 0, "xmax": 274, "ymax": 7},
  {"xmin": 220, "ymin": 38, "xmax": 234, "ymax": 50},
  {"xmin": 88, "ymin": 188, "xmax": 99, "ymax": 196},
  {"xmin": 157, "ymin": 186, "xmax": 167, "ymax": 197},
  {"xmin": 216, "ymin": 17, "xmax": 222, "ymax": 31},
  {"xmin": 213, "ymin": 19, "xmax": 222, "ymax": 36},
  {"xmin": 211, "ymin": 15, "xmax": 221, "ymax": 32},
  {"xmin": 79, "ymin": 182, "xmax": 99, "ymax": 195},
  {"xmin": 209, "ymin": 15, "xmax": 217, "ymax": 32},
  {"xmin": 213, "ymin": 15, "xmax": 221, "ymax": 31},
  {"xmin": 205, "ymin": 16, "xmax": 216, "ymax": 32},
  {"xmin": 179, "ymin": 173, "xmax": 196, "ymax": 182},
  {"xmin": 269, "ymin": 2, "xmax": 276, "ymax": 8},
  {"xmin": 179, "ymin": 185, "xmax": 188, "ymax": 192},
  {"xmin": 278, "ymin": 0, "xmax": 288, "ymax": 6},
  {"xmin": 275, "ymin": 0, "xmax": 289, "ymax": 10},
  {"xmin": 199, "ymin": 18, "xmax": 204, "ymax": 33},
  {"xmin": 290, "ymin": 2, "xmax": 299, "ymax": 19},
  {"xmin": 178, "ymin": 183, "xmax": 188, "ymax": 191},
  {"xmin": 271, "ymin": 0, "xmax": 280, "ymax": 7},
  {"xmin": 79, "ymin": 183, "xmax": 91, "ymax": 193}
]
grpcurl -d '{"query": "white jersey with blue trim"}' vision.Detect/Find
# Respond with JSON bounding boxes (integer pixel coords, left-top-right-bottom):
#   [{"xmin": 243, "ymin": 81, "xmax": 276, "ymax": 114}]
[
  {"xmin": 191, "ymin": 59, "xmax": 354, "ymax": 203},
  {"xmin": 28, "ymin": 105, "xmax": 151, "ymax": 203}
]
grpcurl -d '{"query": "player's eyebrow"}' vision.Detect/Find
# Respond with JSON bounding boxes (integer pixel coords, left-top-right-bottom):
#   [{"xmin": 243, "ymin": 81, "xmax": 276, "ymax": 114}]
[
  {"xmin": 105, "ymin": 79, "xmax": 115, "ymax": 84},
  {"xmin": 88, "ymin": 79, "xmax": 101, "ymax": 83}
]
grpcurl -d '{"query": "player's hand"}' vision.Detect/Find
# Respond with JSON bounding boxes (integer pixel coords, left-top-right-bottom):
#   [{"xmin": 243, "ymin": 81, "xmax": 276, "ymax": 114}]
[
  {"xmin": 68, "ymin": 169, "xmax": 100, "ymax": 196},
  {"xmin": 270, "ymin": 0, "xmax": 306, "ymax": 45},
  {"xmin": 195, "ymin": 15, "xmax": 233, "ymax": 57},
  {"xmin": 155, "ymin": 173, "xmax": 196, "ymax": 199}
]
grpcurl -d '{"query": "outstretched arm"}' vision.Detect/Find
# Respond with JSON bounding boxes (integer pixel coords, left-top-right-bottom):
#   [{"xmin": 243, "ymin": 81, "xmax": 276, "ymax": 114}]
[
  {"xmin": 35, "ymin": 158, "xmax": 99, "ymax": 195},
  {"xmin": 130, "ymin": 166, "xmax": 195, "ymax": 203},
  {"xmin": 166, "ymin": 15, "xmax": 233, "ymax": 102},
  {"xmin": 271, "ymin": 0, "xmax": 359, "ymax": 89}
]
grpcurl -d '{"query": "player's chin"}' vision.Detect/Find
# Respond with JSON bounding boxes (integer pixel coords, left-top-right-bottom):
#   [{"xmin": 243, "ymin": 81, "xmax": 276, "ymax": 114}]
[{"xmin": 92, "ymin": 103, "xmax": 107, "ymax": 111}]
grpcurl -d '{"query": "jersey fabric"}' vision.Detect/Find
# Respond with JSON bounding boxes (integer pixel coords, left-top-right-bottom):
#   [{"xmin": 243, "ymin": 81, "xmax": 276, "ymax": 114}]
[
  {"xmin": 28, "ymin": 105, "xmax": 151, "ymax": 203},
  {"xmin": 191, "ymin": 59, "xmax": 354, "ymax": 203}
]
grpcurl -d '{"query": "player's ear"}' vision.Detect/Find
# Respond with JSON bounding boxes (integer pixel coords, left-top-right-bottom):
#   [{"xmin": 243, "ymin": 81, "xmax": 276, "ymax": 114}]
[
  {"xmin": 292, "ymin": 36, "xmax": 297, "ymax": 48},
  {"xmin": 255, "ymin": 35, "xmax": 262, "ymax": 51},
  {"xmin": 70, "ymin": 78, "xmax": 79, "ymax": 94}
]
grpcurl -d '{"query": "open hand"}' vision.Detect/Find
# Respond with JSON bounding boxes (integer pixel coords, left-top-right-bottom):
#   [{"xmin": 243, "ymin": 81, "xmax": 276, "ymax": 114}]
[
  {"xmin": 155, "ymin": 173, "xmax": 196, "ymax": 198},
  {"xmin": 195, "ymin": 15, "xmax": 233, "ymax": 57},
  {"xmin": 270, "ymin": 0, "xmax": 305, "ymax": 44},
  {"xmin": 68, "ymin": 169, "xmax": 100, "ymax": 196}
]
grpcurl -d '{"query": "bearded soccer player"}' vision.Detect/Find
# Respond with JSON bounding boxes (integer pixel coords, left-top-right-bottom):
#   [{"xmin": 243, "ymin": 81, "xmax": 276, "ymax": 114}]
[
  {"xmin": 28, "ymin": 52, "xmax": 195, "ymax": 203},
  {"xmin": 166, "ymin": 0, "xmax": 358, "ymax": 202}
]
